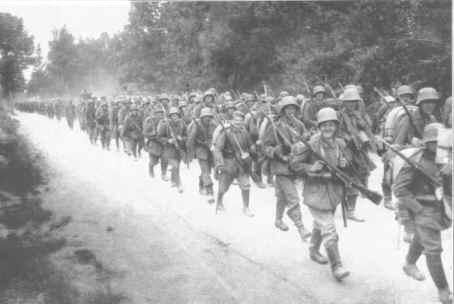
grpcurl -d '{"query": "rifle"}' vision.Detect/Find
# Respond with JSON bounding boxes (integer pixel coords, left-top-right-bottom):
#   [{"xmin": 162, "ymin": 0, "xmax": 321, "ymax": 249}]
[
  {"xmin": 325, "ymin": 82, "xmax": 337, "ymax": 98},
  {"xmin": 373, "ymin": 87, "xmax": 392, "ymax": 110},
  {"xmin": 267, "ymin": 113, "xmax": 382, "ymax": 206},
  {"xmin": 338, "ymin": 82, "xmax": 344, "ymax": 91},
  {"xmin": 377, "ymin": 138, "xmax": 441, "ymax": 186},
  {"xmin": 302, "ymin": 77, "xmax": 311, "ymax": 96},
  {"xmin": 159, "ymin": 103, "xmax": 189, "ymax": 166}
]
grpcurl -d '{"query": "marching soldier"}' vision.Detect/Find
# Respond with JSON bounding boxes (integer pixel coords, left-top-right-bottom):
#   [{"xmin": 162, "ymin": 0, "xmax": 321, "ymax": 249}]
[
  {"xmin": 213, "ymin": 110, "xmax": 255, "ymax": 217},
  {"xmin": 95, "ymin": 102, "xmax": 111, "ymax": 150},
  {"xmin": 262, "ymin": 96, "xmax": 312, "ymax": 240},
  {"xmin": 157, "ymin": 106, "xmax": 187, "ymax": 193},
  {"xmin": 65, "ymin": 100, "xmax": 76, "ymax": 129},
  {"xmin": 393, "ymin": 87, "xmax": 441, "ymax": 242},
  {"xmin": 187, "ymin": 107, "xmax": 217, "ymax": 203},
  {"xmin": 338, "ymin": 88, "xmax": 376, "ymax": 222},
  {"xmin": 143, "ymin": 106, "xmax": 168, "ymax": 180},
  {"xmin": 110, "ymin": 101, "xmax": 121, "ymax": 151},
  {"xmin": 122, "ymin": 105, "xmax": 143, "ymax": 159},
  {"xmin": 85, "ymin": 99, "xmax": 97, "ymax": 145},
  {"xmin": 290, "ymin": 107, "xmax": 351, "ymax": 281},
  {"xmin": 394, "ymin": 123, "xmax": 452, "ymax": 304}
]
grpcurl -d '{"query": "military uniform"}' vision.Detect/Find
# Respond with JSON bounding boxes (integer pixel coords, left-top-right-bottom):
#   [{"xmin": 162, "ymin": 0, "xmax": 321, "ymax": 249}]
[
  {"xmin": 213, "ymin": 111, "xmax": 254, "ymax": 216},
  {"xmin": 110, "ymin": 103, "xmax": 121, "ymax": 150},
  {"xmin": 187, "ymin": 108, "xmax": 217, "ymax": 200},
  {"xmin": 262, "ymin": 96, "xmax": 311, "ymax": 240},
  {"xmin": 122, "ymin": 109, "xmax": 143, "ymax": 159},
  {"xmin": 143, "ymin": 110, "xmax": 168, "ymax": 179},
  {"xmin": 157, "ymin": 110, "xmax": 187, "ymax": 191},
  {"xmin": 95, "ymin": 104, "xmax": 111, "ymax": 149}
]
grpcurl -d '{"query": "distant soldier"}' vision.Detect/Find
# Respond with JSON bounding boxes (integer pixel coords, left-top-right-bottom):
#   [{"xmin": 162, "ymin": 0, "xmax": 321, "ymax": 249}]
[
  {"xmin": 95, "ymin": 102, "xmax": 111, "ymax": 150},
  {"xmin": 118, "ymin": 100, "xmax": 131, "ymax": 152},
  {"xmin": 213, "ymin": 110, "xmax": 255, "ymax": 217},
  {"xmin": 122, "ymin": 106, "xmax": 143, "ymax": 159},
  {"xmin": 85, "ymin": 100, "xmax": 97, "ymax": 145},
  {"xmin": 110, "ymin": 101, "xmax": 121, "ymax": 150},
  {"xmin": 393, "ymin": 123, "xmax": 452, "ymax": 304},
  {"xmin": 301, "ymin": 85, "xmax": 326, "ymax": 130},
  {"xmin": 262, "ymin": 96, "xmax": 311, "ymax": 240},
  {"xmin": 157, "ymin": 106, "xmax": 187, "ymax": 192},
  {"xmin": 143, "ymin": 107, "xmax": 168, "ymax": 180},
  {"xmin": 290, "ymin": 107, "xmax": 351, "ymax": 281},
  {"xmin": 65, "ymin": 100, "xmax": 76, "ymax": 129},
  {"xmin": 187, "ymin": 107, "xmax": 217, "ymax": 203},
  {"xmin": 77, "ymin": 101, "xmax": 87, "ymax": 131}
]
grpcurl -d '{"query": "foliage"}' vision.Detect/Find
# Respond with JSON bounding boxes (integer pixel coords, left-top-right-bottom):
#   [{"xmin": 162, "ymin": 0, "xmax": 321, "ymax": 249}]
[
  {"xmin": 28, "ymin": 0, "xmax": 452, "ymax": 100},
  {"xmin": 0, "ymin": 13, "xmax": 34, "ymax": 98}
]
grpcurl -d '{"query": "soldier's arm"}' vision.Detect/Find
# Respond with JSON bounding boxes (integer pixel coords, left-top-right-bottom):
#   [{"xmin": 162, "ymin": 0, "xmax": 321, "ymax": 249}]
[
  {"xmin": 393, "ymin": 164, "xmax": 424, "ymax": 214},
  {"xmin": 261, "ymin": 122, "xmax": 279, "ymax": 159},
  {"xmin": 186, "ymin": 122, "xmax": 197, "ymax": 159}
]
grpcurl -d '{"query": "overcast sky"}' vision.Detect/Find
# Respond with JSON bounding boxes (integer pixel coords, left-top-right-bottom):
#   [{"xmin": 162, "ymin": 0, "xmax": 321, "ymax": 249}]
[{"xmin": 0, "ymin": 0, "xmax": 131, "ymax": 56}]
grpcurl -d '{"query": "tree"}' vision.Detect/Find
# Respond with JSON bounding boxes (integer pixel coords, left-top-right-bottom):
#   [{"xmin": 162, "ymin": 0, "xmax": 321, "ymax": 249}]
[{"xmin": 0, "ymin": 13, "xmax": 34, "ymax": 98}]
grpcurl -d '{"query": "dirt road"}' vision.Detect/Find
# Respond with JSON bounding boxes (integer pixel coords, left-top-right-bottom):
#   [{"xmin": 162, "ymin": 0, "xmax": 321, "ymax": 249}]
[{"xmin": 16, "ymin": 112, "xmax": 452, "ymax": 304}]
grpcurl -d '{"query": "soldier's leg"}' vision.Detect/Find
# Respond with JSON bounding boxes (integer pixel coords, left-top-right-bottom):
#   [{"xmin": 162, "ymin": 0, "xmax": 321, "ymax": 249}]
[
  {"xmin": 216, "ymin": 171, "xmax": 233, "ymax": 213},
  {"xmin": 197, "ymin": 159, "xmax": 206, "ymax": 195},
  {"xmin": 346, "ymin": 194, "xmax": 365, "ymax": 222},
  {"xmin": 238, "ymin": 172, "xmax": 253, "ymax": 217},
  {"xmin": 403, "ymin": 230, "xmax": 426, "ymax": 281},
  {"xmin": 148, "ymin": 154, "xmax": 159, "ymax": 177},
  {"xmin": 252, "ymin": 160, "xmax": 265, "ymax": 188},
  {"xmin": 199, "ymin": 159, "xmax": 214, "ymax": 202},
  {"xmin": 307, "ymin": 214, "xmax": 328, "ymax": 265},
  {"xmin": 309, "ymin": 207, "xmax": 349, "ymax": 281},
  {"xmin": 274, "ymin": 175, "xmax": 289, "ymax": 231},
  {"xmin": 168, "ymin": 158, "xmax": 180, "ymax": 188},
  {"xmin": 160, "ymin": 156, "xmax": 169, "ymax": 181},
  {"xmin": 417, "ymin": 226, "xmax": 452, "ymax": 303},
  {"xmin": 263, "ymin": 160, "xmax": 274, "ymax": 186},
  {"xmin": 277, "ymin": 175, "xmax": 311, "ymax": 241}
]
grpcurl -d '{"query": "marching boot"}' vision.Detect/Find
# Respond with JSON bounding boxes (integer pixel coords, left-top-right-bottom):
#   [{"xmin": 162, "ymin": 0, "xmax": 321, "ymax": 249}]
[
  {"xmin": 287, "ymin": 206, "xmax": 311, "ymax": 241},
  {"xmin": 241, "ymin": 190, "xmax": 254, "ymax": 217},
  {"xmin": 274, "ymin": 201, "xmax": 289, "ymax": 231},
  {"xmin": 346, "ymin": 195, "xmax": 365, "ymax": 222},
  {"xmin": 426, "ymin": 254, "xmax": 451, "ymax": 304},
  {"xmin": 266, "ymin": 175, "xmax": 274, "ymax": 187},
  {"xmin": 325, "ymin": 242, "xmax": 350, "ymax": 281},
  {"xmin": 216, "ymin": 192, "xmax": 225, "ymax": 214},
  {"xmin": 309, "ymin": 229, "xmax": 328, "ymax": 265},
  {"xmin": 148, "ymin": 163, "xmax": 155, "ymax": 178},
  {"xmin": 403, "ymin": 239, "xmax": 425, "ymax": 281},
  {"xmin": 206, "ymin": 185, "xmax": 215, "ymax": 204}
]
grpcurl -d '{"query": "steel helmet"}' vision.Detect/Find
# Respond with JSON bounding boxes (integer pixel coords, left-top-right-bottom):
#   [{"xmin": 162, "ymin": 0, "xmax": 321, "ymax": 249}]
[
  {"xmin": 225, "ymin": 101, "xmax": 236, "ymax": 110},
  {"xmin": 417, "ymin": 87, "xmax": 439, "ymax": 105},
  {"xmin": 168, "ymin": 106, "xmax": 180, "ymax": 116},
  {"xmin": 279, "ymin": 91, "xmax": 289, "ymax": 98},
  {"xmin": 153, "ymin": 107, "xmax": 164, "ymax": 114},
  {"xmin": 422, "ymin": 122, "xmax": 443, "ymax": 143},
  {"xmin": 200, "ymin": 107, "xmax": 214, "ymax": 118},
  {"xmin": 233, "ymin": 110, "xmax": 245, "ymax": 119},
  {"xmin": 244, "ymin": 93, "xmax": 255, "ymax": 103},
  {"xmin": 204, "ymin": 88, "xmax": 216, "ymax": 99},
  {"xmin": 178, "ymin": 100, "xmax": 187, "ymax": 108},
  {"xmin": 396, "ymin": 85, "xmax": 414, "ymax": 97},
  {"xmin": 159, "ymin": 93, "xmax": 170, "ymax": 101},
  {"xmin": 312, "ymin": 85, "xmax": 326, "ymax": 96},
  {"xmin": 296, "ymin": 94, "xmax": 305, "ymax": 102},
  {"xmin": 341, "ymin": 88, "xmax": 362, "ymax": 102},
  {"xmin": 317, "ymin": 107, "xmax": 338, "ymax": 126},
  {"xmin": 344, "ymin": 84, "xmax": 358, "ymax": 91},
  {"xmin": 278, "ymin": 96, "xmax": 299, "ymax": 113}
]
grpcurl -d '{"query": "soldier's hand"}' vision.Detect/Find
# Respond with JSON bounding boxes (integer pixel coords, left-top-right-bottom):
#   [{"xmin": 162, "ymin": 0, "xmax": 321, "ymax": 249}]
[{"xmin": 309, "ymin": 160, "xmax": 324, "ymax": 172}]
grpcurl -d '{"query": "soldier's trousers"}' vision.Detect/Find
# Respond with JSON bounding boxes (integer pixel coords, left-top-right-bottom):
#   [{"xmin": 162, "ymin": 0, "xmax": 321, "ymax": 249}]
[
  {"xmin": 149, "ymin": 154, "xmax": 167, "ymax": 176},
  {"xmin": 308, "ymin": 207, "xmax": 339, "ymax": 247},
  {"xmin": 198, "ymin": 158, "xmax": 213, "ymax": 188},
  {"xmin": 218, "ymin": 158, "xmax": 250, "ymax": 194},
  {"xmin": 125, "ymin": 138, "xmax": 139, "ymax": 157},
  {"xmin": 274, "ymin": 175, "xmax": 304, "ymax": 227},
  {"xmin": 168, "ymin": 158, "xmax": 181, "ymax": 186}
]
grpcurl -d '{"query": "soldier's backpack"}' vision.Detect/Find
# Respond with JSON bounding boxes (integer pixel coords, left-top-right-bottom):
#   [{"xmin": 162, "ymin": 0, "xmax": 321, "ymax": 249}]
[{"xmin": 383, "ymin": 105, "xmax": 418, "ymax": 142}]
